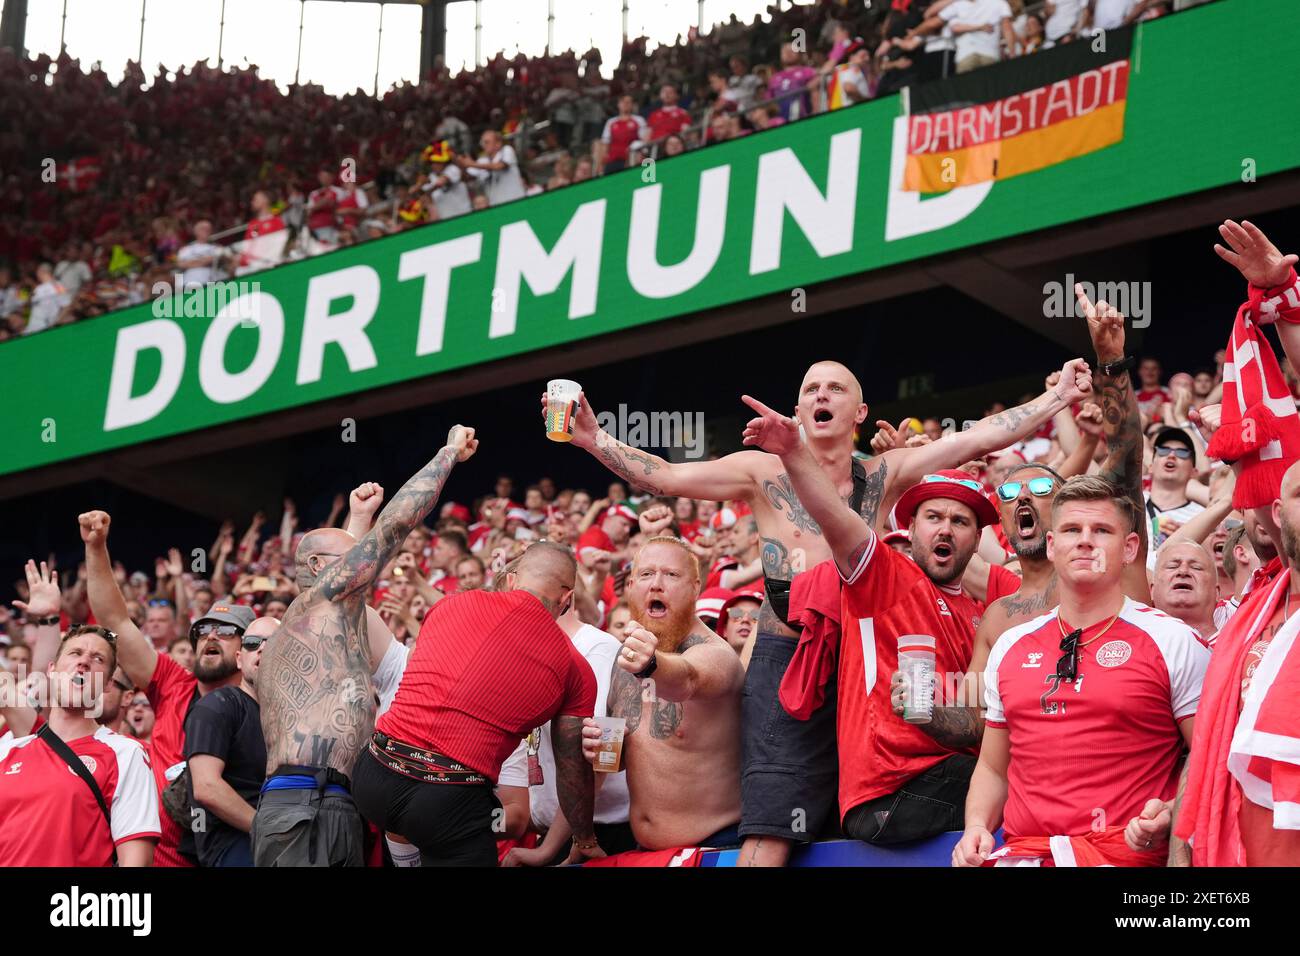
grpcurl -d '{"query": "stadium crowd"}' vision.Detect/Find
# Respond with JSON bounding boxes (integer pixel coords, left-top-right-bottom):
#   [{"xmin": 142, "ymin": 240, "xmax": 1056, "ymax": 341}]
[
  {"xmin": 1, "ymin": 216, "xmax": 1297, "ymax": 868},
  {"xmin": 0, "ymin": 0, "xmax": 1211, "ymax": 341}
]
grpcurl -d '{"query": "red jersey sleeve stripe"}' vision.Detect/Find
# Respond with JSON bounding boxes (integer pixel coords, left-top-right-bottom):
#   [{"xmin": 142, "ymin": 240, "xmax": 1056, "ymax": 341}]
[{"xmin": 839, "ymin": 530, "xmax": 877, "ymax": 585}]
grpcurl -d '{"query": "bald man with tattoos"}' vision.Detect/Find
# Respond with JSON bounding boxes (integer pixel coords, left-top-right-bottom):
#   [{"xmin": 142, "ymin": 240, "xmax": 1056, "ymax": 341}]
[
  {"xmin": 551, "ymin": 357, "xmax": 1093, "ymax": 865},
  {"xmin": 254, "ymin": 425, "xmax": 478, "ymax": 867}
]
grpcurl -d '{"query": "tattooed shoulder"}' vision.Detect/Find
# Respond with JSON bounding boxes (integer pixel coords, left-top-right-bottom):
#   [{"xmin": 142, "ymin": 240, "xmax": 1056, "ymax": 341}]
[{"xmin": 677, "ymin": 632, "xmax": 708, "ymax": 653}]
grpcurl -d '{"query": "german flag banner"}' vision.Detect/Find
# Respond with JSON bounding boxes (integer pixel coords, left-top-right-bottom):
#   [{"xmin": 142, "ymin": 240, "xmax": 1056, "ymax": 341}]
[{"xmin": 903, "ymin": 27, "xmax": 1133, "ymax": 193}]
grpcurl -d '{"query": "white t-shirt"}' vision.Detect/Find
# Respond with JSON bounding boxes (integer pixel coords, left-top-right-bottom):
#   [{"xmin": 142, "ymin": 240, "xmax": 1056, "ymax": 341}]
[
  {"xmin": 373, "ymin": 639, "xmax": 410, "ymax": 716},
  {"xmin": 1044, "ymin": 0, "xmax": 1086, "ymax": 40},
  {"xmin": 425, "ymin": 163, "xmax": 472, "ymax": 219},
  {"xmin": 25, "ymin": 281, "xmax": 67, "ymax": 334},
  {"xmin": 54, "ymin": 260, "xmax": 92, "ymax": 297},
  {"xmin": 176, "ymin": 241, "xmax": 225, "ymax": 288},
  {"xmin": 1145, "ymin": 493, "xmax": 1207, "ymax": 571},
  {"xmin": 498, "ymin": 624, "xmax": 629, "ymax": 829},
  {"xmin": 468, "ymin": 145, "xmax": 526, "ymax": 207},
  {"xmin": 941, "ymin": 0, "xmax": 1012, "ymax": 63},
  {"xmin": 1091, "ymin": 0, "xmax": 1137, "ymax": 31}
]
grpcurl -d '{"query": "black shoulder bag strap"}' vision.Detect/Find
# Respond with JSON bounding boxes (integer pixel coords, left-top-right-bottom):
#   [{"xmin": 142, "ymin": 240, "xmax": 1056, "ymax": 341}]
[
  {"xmin": 850, "ymin": 458, "xmax": 869, "ymax": 516},
  {"xmin": 37, "ymin": 722, "xmax": 117, "ymax": 865}
]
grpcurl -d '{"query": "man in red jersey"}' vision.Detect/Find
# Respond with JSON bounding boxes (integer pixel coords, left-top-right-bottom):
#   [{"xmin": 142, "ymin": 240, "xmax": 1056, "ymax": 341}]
[
  {"xmin": 646, "ymin": 84, "xmax": 691, "ymax": 143},
  {"xmin": 0, "ymin": 625, "xmax": 159, "ymax": 866},
  {"xmin": 352, "ymin": 541, "xmax": 603, "ymax": 867},
  {"xmin": 82, "ymin": 508, "xmax": 250, "ymax": 867},
  {"xmin": 599, "ymin": 94, "xmax": 648, "ymax": 174},
  {"xmin": 743, "ymin": 395, "xmax": 999, "ymax": 844},
  {"xmin": 956, "ymin": 476, "xmax": 1209, "ymax": 867}
]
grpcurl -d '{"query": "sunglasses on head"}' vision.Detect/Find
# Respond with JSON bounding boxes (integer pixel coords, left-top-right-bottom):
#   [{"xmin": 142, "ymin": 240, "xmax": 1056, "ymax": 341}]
[
  {"xmin": 996, "ymin": 476, "xmax": 1056, "ymax": 502},
  {"xmin": 1154, "ymin": 445, "xmax": 1193, "ymax": 460},
  {"xmin": 923, "ymin": 474, "xmax": 983, "ymax": 493}
]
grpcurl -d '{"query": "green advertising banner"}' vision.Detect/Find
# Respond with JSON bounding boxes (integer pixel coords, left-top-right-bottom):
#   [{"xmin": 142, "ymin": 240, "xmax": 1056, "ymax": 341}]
[{"xmin": 3, "ymin": 0, "xmax": 1297, "ymax": 478}]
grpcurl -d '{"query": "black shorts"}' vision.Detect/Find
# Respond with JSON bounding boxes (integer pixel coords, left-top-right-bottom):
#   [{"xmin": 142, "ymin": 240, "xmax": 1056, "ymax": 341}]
[
  {"xmin": 252, "ymin": 787, "xmax": 365, "ymax": 867},
  {"xmin": 841, "ymin": 753, "xmax": 977, "ymax": 845},
  {"xmin": 352, "ymin": 747, "xmax": 501, "ymax": 867},
  {"xmin": 739, "ymin": 633, "xmax": 840, "ymax": 844}
]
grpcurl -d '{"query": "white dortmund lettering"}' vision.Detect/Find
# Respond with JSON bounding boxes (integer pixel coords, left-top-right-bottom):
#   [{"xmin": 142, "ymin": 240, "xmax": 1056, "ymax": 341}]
[
  {"xmin": 885, "ymin": 116, "xmax": 992, "ymax": 241},
  {"xmin": 749, "ymin": 128, "xmax": 860, "ymax": 274},
  {"xmin": 296, "ymin": 266, "xmax": 380, "ymax": 385},
  {"xmin": 491, "ymin": 199, "xmax": 606, "ymax": 338},
  {"xmin": 103, "ymin": 319, "xmax": 186, "ymax": 431},
  {"xmin": 627, "ymin": 165, "xmax": 729, "ymax": 298},
  {"xmin": 198, "ymin": 292, "xmax": 284, "ymax": 403},
  {"xmin": 398, "ymin": 233, "xmax": 483, "ymax": 356}
]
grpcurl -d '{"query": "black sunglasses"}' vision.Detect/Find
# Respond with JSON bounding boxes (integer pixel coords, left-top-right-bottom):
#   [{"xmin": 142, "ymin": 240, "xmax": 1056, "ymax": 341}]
[
  {"xmin": 241, "ymin": 635, "xmax": 267, "ymax": 649},
  {"xmin": 193, "ymin": 623, "xmax": 243, "ymax": 639},
  {"xmin": 1054, "ymin": 628, "xmax": 1082, "ymax": 682}
]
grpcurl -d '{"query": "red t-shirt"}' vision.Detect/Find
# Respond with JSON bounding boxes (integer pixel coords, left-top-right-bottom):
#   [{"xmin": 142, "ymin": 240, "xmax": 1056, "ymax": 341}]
[
  {"xmin": 706, "ymin": 556, "xmax": 739, "ymax": 590},
  {"xmin": 986, "ymin": 563, "xmax": 1023, "ymax": 605},
  {"xmin": 837, "ymin": 532, "xmax": 982, "ymax": 816},
  {"xmin": 1136, "ymin": 387, "xmax": 1171, "ymax": 420},
  {"xmin": 146, "ymin": 652, "xmax": 199, "ymax": 867},
  {"xmin": 647, "ymin": 105, "xmax": 691, "ymax": 141},
  {"xmin": 0, "ymin": 717, "xmax": 160, "ymax": 866},
  {"xmin": 244, "ymin": 214, "xmax": 285, "ymax": 242},
  {"xmin": 307, "ymin": 185, "xmax": 342, "ymax": 230},
  {"xmin": 377, "ymin": 590, "xmax": 597, "ymax": 780},
  {"xmin": 601, "ymin": 115, "xmax": 647, "ymax": 164},
  {"xmin": 986, "ymin": 600, "xmax": 1208, "ymax": 839}
]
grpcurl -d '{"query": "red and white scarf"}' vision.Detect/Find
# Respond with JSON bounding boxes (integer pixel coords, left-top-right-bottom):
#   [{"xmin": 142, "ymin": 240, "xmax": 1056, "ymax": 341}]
[{"xmin": 1206, "ymin": 268, "xmax": 1300, "ymax": 509}]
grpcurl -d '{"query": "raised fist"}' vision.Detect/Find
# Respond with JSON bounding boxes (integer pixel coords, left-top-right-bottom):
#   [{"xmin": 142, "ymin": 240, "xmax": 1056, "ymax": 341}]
[
  {"xmin": 78, "ymin": 511, "xmax": 111, "ymax": 546},
  {"xmin": 446, "ymin": 425, "xmax": 479, "ymax": 462},
  {"xmin": 349, "ymin": 482, "xmax": 385, "ymax": 521},
  {"xmin": 617, "ymin": 624, "xmax": 659, "ymax": 675}
]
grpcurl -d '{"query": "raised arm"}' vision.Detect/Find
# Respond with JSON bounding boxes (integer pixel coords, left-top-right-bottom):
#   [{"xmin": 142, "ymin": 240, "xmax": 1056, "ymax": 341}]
[
  {"xmin": 741, "ymin": 395, "xmax": 870, "ymax": 577},
  {"xmin": 552, "ymin": 390, "xmax": 758, "ymax": 502},
  {"xmin": 79, "ymin": 511, "xmax": 159, "ymax": 689},
  {"xmin": 13, "ymin": 559, "xmax": 63, "ymax": 675},
  {"xmin": 1215, "ymin": 220, "xmax": 1300, "ymax": 368},
  {"xmin": 343, "ymin": 482, "xmax": 385, "ymax": 539},
  {"xmin": 1078, "ymin": 285, "xmax": 1150, "ymax": 585},
  {"xmin": 314, "ymin": 426, "xmax": 477, "ymax": 602},
  {"xmin": 888, "ymin": 358, "xmax": 1094, "ymax": 488}
]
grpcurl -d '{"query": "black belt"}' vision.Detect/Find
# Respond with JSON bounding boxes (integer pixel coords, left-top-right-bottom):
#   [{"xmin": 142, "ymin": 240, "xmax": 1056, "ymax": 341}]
[{"xmin": 370, "ymin": 732, "xmax": 490, "ymax": 786}]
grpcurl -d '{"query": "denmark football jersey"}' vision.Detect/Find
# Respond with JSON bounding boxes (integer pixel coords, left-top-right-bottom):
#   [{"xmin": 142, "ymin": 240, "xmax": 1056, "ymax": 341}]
[
  {"xmin": 985, "ymin": 599, "xmax": 1209, "ymax": 839},
  {"xmin": 0, "ymin": 719, "xmax": 160, "ymax": 866},
  {"xmin": 838, "ymin": 531, "xmax": 982, "ymax": 817}
]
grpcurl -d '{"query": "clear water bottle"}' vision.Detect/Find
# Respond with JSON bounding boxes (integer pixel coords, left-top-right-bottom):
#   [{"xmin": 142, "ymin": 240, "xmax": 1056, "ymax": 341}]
[{"xmin": 897, "ymin": 635, "xmax": 937, "ymax": 724}]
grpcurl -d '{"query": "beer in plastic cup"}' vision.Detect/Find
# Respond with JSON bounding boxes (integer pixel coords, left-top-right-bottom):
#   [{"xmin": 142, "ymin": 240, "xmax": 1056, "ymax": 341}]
[
  {"xmin": 592, "ymin": 716, "xmax": 626, "ymax": 773},
  {"xmin": 897, "ymin": 635, "xmax": 937, "ymax": 724},
  {"xmin": 546, "ymin": 379, "xmax": 582, "ymax": 442}
]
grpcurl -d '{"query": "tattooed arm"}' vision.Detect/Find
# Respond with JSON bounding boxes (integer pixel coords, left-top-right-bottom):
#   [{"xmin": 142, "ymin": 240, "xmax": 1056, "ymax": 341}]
[
  {"xmin": 315, "ymin": 427, "xmax": 476, "ymax": 602},
  {"xmin": 553, "ymin": 715, "xmax": 599, "ymax": 849},
  {"xmin": 1167, "ymin": 762, "xmax": 1192, "ymax": 867},
  {"xmin": 1077, "ymin": 285, "xmax": 1152, "ymax": 597},
  {"xmin": 562, "ymin": 390, "xmax": 758, "ymax": 499},
  {"xmin": 888, "ymin": 357, "xmax": 1095, "ymax": 490}
]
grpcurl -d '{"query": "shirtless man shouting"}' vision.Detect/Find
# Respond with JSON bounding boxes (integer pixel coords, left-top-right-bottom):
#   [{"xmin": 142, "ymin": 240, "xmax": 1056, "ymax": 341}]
[
  {"xmin": 554, "ymin": 357, "xmax": 1092, "ymax": 864},
  {"xmin": 581, "ymin": 537, "xmax": 745, "ymax": 850},
  {"xmin": 255, "ymin": 424, "xmax": 477, "ymax": 867}
]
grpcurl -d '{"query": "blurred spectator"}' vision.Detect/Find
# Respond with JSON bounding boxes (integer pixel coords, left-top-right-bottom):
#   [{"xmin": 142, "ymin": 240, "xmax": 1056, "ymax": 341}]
[
  {"xmin": 25, "ymin": 262, "xmax": 67, "ymax": 335},
  {"xmin": 598, "ymin": 95, "xmax": 649, "ymax": 175},
  {"xmin": 176, "ymin": 220, "xmax": 226, "ymax": 289},
  {"xmin": 767, "ymin": 43, "xmax": 818, "ymax": 121},
  {"xmin": 458, "ymin": 130, "xmax": 526, "ymax": 206}
]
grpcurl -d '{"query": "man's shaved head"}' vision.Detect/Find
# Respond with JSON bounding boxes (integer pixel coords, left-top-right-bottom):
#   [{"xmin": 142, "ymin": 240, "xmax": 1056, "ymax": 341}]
[
  {"xmin": 511, "ymin": 541, "xmax": 577, "ymax": 618},
  {"xmin": 295, "ymin": 528, "xmax": 356, "ymax": 587},
  {"xmin": 801, "ymin": 360, "xmax": 863, "ymax": 405},
  {"xmin": 245, "ymin": 617, "xmax": 280, "ymax": 640}
]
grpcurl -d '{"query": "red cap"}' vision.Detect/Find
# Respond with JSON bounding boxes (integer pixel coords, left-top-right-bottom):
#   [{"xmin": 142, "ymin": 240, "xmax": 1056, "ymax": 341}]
[
  {"xmin": 891, "ymin": 470, "xmax": 1000, "ymax": 530},
  {"xmin": 606, "ymin": 504, "xmax": 638, "ymax": 525},
  {"xmin": 441, "ymin": 502, "xmax": 472, "ymax": 524},
  {"xmin": 710, "ymin": 507, "xmax": 739, "ymax": 531},
  {"xmin": 695, "ymin": 587, "xmax": 733, "ymax": 621},
  {"xmin": 578, "ymin": 527, "xmax": 615, "ymax": 561}
]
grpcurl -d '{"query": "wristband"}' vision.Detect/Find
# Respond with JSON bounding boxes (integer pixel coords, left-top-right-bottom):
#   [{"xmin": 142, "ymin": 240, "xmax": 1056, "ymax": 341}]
[
  {"xmin": 1097, "ymin": 355, "xmax": 1136, "ymax": 376},
  {"xmin": 633, "ymin": 653, "xmax": 658, "ymax": 680},
  {"xmin": 573, "ymin": 838, "xmax": 599, "ymax": 850},
  {"xmin": 34, "ymin": 615, "xmax": 60, "ymax": 627}
]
